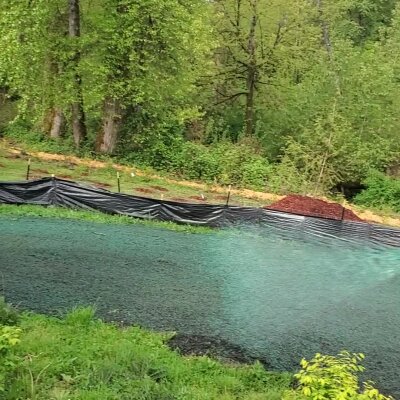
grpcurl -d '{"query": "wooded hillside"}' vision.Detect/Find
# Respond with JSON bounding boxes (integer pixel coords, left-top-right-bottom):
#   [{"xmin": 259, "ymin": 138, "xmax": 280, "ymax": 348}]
[{"xmin": 1, "ymin": 0, "xmax": 400, "ymax": 201}]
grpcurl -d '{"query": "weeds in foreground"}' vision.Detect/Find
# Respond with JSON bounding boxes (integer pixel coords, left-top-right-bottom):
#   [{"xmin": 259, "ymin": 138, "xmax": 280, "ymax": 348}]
[
  {"xmin": 0, "ymin": 304, "xmax": 393, "ymax": 399},
  {"xmin": 3, "ymin": 308, "xmax": 291, "ymax": 399}
]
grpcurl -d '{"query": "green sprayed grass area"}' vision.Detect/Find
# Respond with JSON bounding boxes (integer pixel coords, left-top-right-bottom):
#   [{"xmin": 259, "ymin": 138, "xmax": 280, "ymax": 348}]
[
  {"xmin": 5, "ymin": 308, "xmax": 293, "ymax": 400},
  {"xmin": 0, "ymin": 204, "xmax": 214, "ymax": 234}
]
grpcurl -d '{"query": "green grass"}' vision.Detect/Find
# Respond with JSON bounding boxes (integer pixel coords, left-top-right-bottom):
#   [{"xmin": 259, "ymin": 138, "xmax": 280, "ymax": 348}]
[
  {"xmin": 4, "ymin": 307, "xmax": 293, "ymax": 400},
  {"xmin": 0, "ymin": 204, "xmax": 214, "ymax": 234},
  {"xmin": 0, "ymin": 139, "xmax": 266, "ymax": 207}
]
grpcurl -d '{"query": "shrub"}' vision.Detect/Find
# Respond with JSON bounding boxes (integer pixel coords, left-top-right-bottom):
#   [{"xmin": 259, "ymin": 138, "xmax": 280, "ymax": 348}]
[
  {"xmin": 292, "ymin": 351, "xmax": 393, "ymax": 400},
  {"xmin": 267, "ymin": 158, "xmax": 309, "ymax": 195},
  {"xmin": 179, "ymin": 142, "xmax": 222, "ymax": 181},
  {"xmin": 0, "ymin": 298, "xmax": 19, "ymax": 326},
  {"xmin": 241, "ymin": 159, "xmax": 272, "ymax": 190},
  {"xmin": 0, "ymin": 326, "xmax": 21, "ymax": 392},
  {"xmin": 125, "ymin": 135, "xmax": 272, "ymax": 188},
  {"xmin": 354, "ymin": 171, "xmax": 400, "ymax": 212},
  {"xmin": 4, "ymin": 122, "xmax": 74, "ymax": 155}
]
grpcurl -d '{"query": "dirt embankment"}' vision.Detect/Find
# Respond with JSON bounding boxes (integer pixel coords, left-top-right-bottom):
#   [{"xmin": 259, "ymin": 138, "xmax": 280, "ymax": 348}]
[{"xmin": 4, "ymin": 142, "xmax": 400, "ymax": 227}]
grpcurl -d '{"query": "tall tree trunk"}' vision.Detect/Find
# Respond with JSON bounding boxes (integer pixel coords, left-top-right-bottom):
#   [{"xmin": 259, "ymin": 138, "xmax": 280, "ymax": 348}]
[
  {"xmin": 96, "ymin": 98, "xmax": 122, "ymax": 154},
  {"xmin": 49, "ymin": 108, "xmax": 65, "ymax": 139},
  {"xmin": 42, "ymin": 108, "xmax": 65, "ymax": 138},
  {"xmin": 245, "ymin": 62, "xmax": 256, "ymax": 137},
  {"xmin": 69, "ymin": 0, "xmax": 87, "ymax": 147},
  {"xmin": 316, "ymin": 0, "xmax": 341, "ymax": 95},
  {"xmin": 245, "ymin": 2, "xmax": 257, "ymax": 137}
]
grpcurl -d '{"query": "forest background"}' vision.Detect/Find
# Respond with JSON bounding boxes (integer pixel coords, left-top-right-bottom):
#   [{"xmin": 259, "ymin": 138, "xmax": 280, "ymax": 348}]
[{"xmin": 1, "ymin": 0, "xmax": 400, "ymax": 210}]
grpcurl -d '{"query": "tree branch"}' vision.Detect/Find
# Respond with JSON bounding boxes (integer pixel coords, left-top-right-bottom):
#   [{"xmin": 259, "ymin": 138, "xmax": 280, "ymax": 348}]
[{"xmin": 214, "ymin": 91, "xmax": 248, "ymax": 105}]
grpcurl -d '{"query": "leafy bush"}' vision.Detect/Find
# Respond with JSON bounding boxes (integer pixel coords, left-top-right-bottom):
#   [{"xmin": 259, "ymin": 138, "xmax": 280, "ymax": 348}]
[
  {"xmin": 269, "ymin": 113, "xmax": 396, "ymax": 196},
  {"xmin": 0, "ymin": 326, "xmax": 21, "ymax": 392},
  {"xmin": 267, "ymin": 157, "xmax": 310, "ymax": 195},
  {"xmin": 354, "ymin": 170, "xmax": 400, "ymax": 212},
  {"xmin": 4, "ymin": 122, "xmax": 75, "ymax": 155},
  {"xmin": 293, "ymin": 351, "xmax": 393, "ymax": 400},
  {"xmin": 0, "ymin": 298, "xmax": 19, "ymax": 326},
  {"xmin": 4, "ymin": 309, "xmax": 292, "ymax": 399},
  {"xmin": 124, "ymin": 133, "xmax": 272, "ymax": 189},
  {"xmin": 179, "ymin": 142, "xmax": 222, "ymax": 181},
  {"xmin": 241, "ymin": 159, "xmax": 272, "ymax": 190}
]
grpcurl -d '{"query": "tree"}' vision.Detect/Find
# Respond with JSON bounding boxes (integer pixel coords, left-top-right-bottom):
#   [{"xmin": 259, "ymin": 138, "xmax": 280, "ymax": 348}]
[
  {"xmin": 0, "ymin": 1, "xmax": 69, "ymax": 137},
  {"xmin": 210, "ymin": 0, "xmax": 319, "ymax": 139},
  {"xmin": 69, "ymin": 0, "xmax": 87, "ymax": 147},
  {"xmin": 90, "ymin": 0, "xmax": 213, "ymax": 154}
]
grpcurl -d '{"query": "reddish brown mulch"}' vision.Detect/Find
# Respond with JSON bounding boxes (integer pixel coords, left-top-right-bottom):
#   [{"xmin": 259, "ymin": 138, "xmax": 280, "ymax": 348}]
[
  {"xmin": 188, "ymin": 195, "xmax": 206, "ymax": 202},
  {"xmin": 86, "ymin": 180, "xmax": 112, "ymax": 188},
  {"xmin": 33, "ymin": 168, "xmax": 50, "ymax": 175},
  {"xmin": 170, "ymin": 197, "xmax": 188, "ymax": 203},
  {"xmin": 134, "ymin": 187, "xmax": 155, "ymax": 194},
  {"xmin": 266, "ymin": 194, "xmax": 364, "ymax": 222},
  {"xmin": 150, "ymin": 185, "xmax": 169, "ymax": 192}
]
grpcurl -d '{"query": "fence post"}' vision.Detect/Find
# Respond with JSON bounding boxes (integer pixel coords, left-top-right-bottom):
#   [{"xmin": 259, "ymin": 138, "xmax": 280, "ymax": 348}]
[
  {"xmin": 340, "ymin": 203, "xmax": 346, "ymax": 221},
  {"xmin": 26, "ymin": 158, "xmax": 31, "ymax": 180},
  {"xmin": 117, "ymin": 172, "xmax": 121, "ymax": 193},
  {"xmin": 226, "ymin": 184, "xmax": 232, "ymax": 207}
]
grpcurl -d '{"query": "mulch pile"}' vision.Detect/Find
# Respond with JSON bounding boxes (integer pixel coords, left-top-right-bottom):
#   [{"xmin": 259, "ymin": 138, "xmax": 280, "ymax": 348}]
[{"xmin": 266, "ymin": 194, "xmax": 364, "ymax": 222}]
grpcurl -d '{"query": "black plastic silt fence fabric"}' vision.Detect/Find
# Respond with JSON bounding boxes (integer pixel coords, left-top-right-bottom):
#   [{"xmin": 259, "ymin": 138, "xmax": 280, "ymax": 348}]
[{"xmin": 1, "ymin": 177, "xmax": 400, "ymax": 247}]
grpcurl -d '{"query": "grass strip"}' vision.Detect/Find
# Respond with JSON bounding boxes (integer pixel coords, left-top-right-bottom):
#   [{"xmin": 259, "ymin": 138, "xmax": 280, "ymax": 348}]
[{"xmin": 0, "ymin": 204, "xmax": 214, "ymax": 234}]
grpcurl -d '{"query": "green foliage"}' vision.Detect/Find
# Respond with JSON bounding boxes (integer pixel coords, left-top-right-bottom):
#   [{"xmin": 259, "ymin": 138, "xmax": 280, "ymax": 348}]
[
  {"xmin": 1, "ymin": 0, "xmax": 400, "ymax": 208},
  {"xmin": 3, "ymin": 308, "xmax": 292, "ymax": 399},
  {"xmin": 266, "ymin": 111, "xmax": 395, "ymax": 195},
  {"xmin": 0, "ymin": 326, "xmax": 21, "ymax": 392},
  {"xmin": 128, "ymin": 138, "xmax": 272, "ymax": 189},
  {"xmin": 0, "ymin": 98, "xmax": 17, "ymax": 133},
  {"xmin": 2, "ymin": 308, "xmax": 394, "ymax": 399},
  {"xmin": 293, "ymin": 351, "xmax": 393, "ymax": 400},
  {"xmin": 355, "ymin": 171, "xmax": 400, "ymax": 212},
  {"xmin": 4, "ymin": 123, "xmax": 75, "ymax": 155},
  {"xmin": 0, "ymin": 298, "xmax": 19, "ymax": 327},
  {"xmin": 0, "ymin": 204, "xmax": 214, "ymax": 234}
]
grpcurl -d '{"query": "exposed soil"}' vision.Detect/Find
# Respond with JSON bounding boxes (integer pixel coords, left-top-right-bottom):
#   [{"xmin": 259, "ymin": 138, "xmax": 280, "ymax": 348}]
[
  {"xmin": 188, "ymin": 195, "xmax": 206, "ymax": 202},
  {"xmin": 58, "ymin": 174, "xmax": 74, "ymax": 180},
  {"xmin": 215, "ymin": 195, "xmax": 229, "ymax": 201},
  {"xmin": 60, "ymin": 161, "xmax": 78, "ymax": 168},
  {"xmin": 170, "ymin": 198, "xmax": 188, "ymax": 203},
  {"xmin": 33, "ymin": 168, "xmax": 50, "ymax": 174},
  {"xmin": 150, "ymin": 185, "xmax": 169, "ymax": 192},
  {"xmin": 6, "ymin": 153, "xmax": 25, "ymax": 159},
  {"xmin": 87, "ymin": 180, "xmax": 112, "ymax": 188},
  {"xmin": 267, "ymin": 195, "xmax": 364, "ymax": 222},
  {"xmin": 134, "ymin": 187, "xmax": 156, "ymax": 194},
  {"xmin": 168, "ymin": 334, "xmax": 263, "ymax": 366}
]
